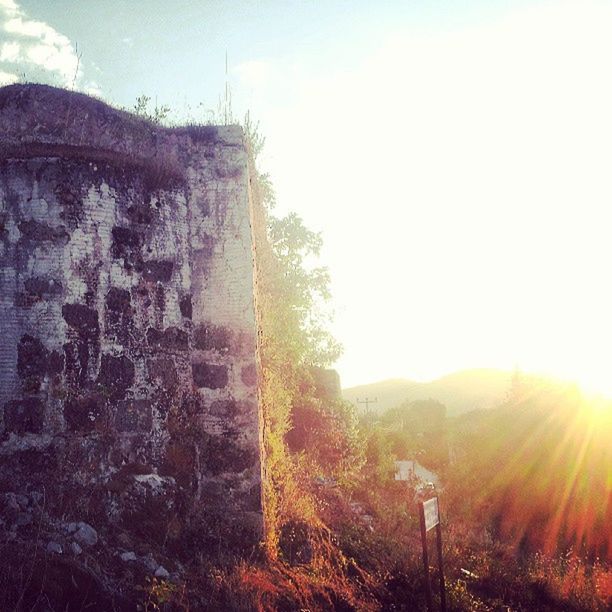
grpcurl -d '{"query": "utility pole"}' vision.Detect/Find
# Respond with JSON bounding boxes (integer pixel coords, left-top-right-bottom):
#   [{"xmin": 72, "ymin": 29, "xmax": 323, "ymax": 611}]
[
  {"xmin": 357, "ymin": 397, "xmax": 378, "ymax": 427},
  {"xmin": 224, "ymin": 50, "xmax": 228, "ymax": 125},
  {"xmin": 222, "ymin": 50, "xmax": 233, "ymax": 125}
]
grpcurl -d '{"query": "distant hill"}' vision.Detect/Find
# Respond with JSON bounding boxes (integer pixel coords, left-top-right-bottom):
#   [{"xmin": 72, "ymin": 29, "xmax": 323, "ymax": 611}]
[{"xmin": 343, "ymin": 368, "xmax": 512, "ymax": 417}]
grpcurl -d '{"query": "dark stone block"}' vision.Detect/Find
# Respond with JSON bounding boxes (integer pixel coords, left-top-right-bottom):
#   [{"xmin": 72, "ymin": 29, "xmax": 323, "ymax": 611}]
[
  {"xmin": 14, "ymin": 292, "xmax": 38, "ymax": 308},
  {"xmin": 141, "ymin": 260, "xmax": 173, "ymax": 282},
  {"xmin": 97, "ymin": 354, "xmax": 135, "ymax": 400},
  {"xmin": 18, "ymin": 219, "xmax": 69, "ymax": 243},
  {"xmin": 202, "ymin": 434, "xmax": 258, "ymax": 475},
  {"xmin": 17, "ymin": 335, "xmax": 46, "ymax": 379},
  {"xmin": 105, "ymin": 288, "xmax": 133, "ymax": 344},
  {"xmin": 105, "ymin": 287, "xmax": 131, "ymax": 313},
  {"xmin": 241, "ymin": 363, "xmax": 257, "ymax": 387},
  {"xmin": 46, "ymin": 350, "xmax": 64, "ymax": 375},
  {"xmin": 4, "ymin": 398, "xmax": 44, "ymax": 434},
  {"xmin": 147, "ymin": 357, "xmax": 178, "ymax": 390},
  {"xmin": 63, "ymin": 341, "xmax": 78, "ymax": 379},
  {"xmin": 115, "ymin": 399, "xmax": 152, "ymax": 432},
  {"xmin": 127, "ymin": 203, "xmax": 156, "ymax": 225},
  {"xmin": 63, "ymin": 340, "xmax": 91, "ymax": 386},
  {"xmin": 111, "ymin": 226, "xmax": 143, "ymax": 269},
  {"xmin": 209, "ymin": 399, "xmax": 238, "ymax": 418},
  {"xmin": 146, "ymin": 328, "xmax": 163, "ymax": 346},
  {"xmin": 180, "ymin": 393, "xmax": 205, "ymax": 417},
  {"xmin": 62, "ymin": 303, "xmax": 99, "ymax": 338},
  {"xmin": 192, "ymin": 363, "xmax": 228, "ymax": 389},
  {"xmin": 194, "ymin": 323, "xmax": 231, "ymax": 353},
  {"xmin": 161, "ymin": 439, "xmax": 197, "ymax": 489},
  {"xmin": 55, "ymin": 183, "xmax": 83, "ymax": 228},
  {"xmin": 179, "ymin": 294, "xmax": 192, "ymax": 319},
  {"xmin": 63, "ymin": 395, "xmax": 104, "ymax": 432},
  {"xmin": 112, "ymin": 226, "xmax": 141, "ymax": 251},
  {"xmin": 146, "ymin": 326, "xmax": 188, "ymax": 352},
  {"xmin": 24, "ymin": 276, "xmax": 62, "ymax": 298}
]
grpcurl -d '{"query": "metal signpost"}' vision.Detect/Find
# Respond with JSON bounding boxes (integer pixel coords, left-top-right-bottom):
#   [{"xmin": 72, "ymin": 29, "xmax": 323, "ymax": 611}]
[{"xmin": 419, "ymin": 496, "xmax": 446, "ymax": 612}]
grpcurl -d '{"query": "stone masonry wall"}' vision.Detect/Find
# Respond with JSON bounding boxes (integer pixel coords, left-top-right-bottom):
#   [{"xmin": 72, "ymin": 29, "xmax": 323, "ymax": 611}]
[{"xmin": 0, "ymin": 85, "xmax": 262, "ymax": 555}]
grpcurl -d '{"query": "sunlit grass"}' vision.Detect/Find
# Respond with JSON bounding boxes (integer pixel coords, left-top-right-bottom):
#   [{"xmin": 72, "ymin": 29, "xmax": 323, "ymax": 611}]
[{"xmin": 457, "ymin": 380, "xmax": 611, "ymax": 560}]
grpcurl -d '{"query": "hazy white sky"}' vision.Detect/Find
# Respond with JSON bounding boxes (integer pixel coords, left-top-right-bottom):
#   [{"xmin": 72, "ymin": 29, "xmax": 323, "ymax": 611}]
[{"xmin": 2, "ymin": 0, "xmax": 612, "ymax": 392}]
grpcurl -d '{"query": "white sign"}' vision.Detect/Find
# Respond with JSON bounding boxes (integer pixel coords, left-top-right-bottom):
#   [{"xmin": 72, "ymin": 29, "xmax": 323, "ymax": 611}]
[
  {"xmin": 394, "ymin": 460, "xmax": 412, "ymax": 481},
  {"xmin": 423, "ymin": 497, "xmax": 439, "ymax": 531}
]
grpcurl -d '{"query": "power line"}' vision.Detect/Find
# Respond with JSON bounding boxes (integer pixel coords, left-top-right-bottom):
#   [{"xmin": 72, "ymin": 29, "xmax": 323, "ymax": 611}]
[
  {"xmin": 356, "ymin": 396, "xmax": 378, "ymax": 411},
  {"xmin": 357, "ymin": 396, "xmax": 378, "ymax": 428}
]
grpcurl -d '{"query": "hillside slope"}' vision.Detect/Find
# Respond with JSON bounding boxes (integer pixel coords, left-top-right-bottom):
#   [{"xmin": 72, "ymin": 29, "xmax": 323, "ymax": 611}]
[{"xmin": 343, "ymin": 368, "xmax": 512, "ymax": 416}]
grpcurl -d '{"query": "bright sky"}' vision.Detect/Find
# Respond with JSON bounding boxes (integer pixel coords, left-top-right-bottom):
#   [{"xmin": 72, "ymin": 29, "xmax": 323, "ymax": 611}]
[{"xmin": 2, "ymin": 0, "xmax": 612, "ymax": 392}]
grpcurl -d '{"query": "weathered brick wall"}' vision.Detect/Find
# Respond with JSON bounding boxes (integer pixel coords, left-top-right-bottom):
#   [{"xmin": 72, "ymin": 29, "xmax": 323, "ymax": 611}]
[{"xmin": 0, "ymin": 85, "xmax": 262, "ymax": 553}]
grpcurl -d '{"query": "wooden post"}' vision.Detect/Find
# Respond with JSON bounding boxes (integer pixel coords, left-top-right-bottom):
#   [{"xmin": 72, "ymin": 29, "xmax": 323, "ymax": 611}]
[
  {"xmin": 419, "ymin": 496, "xmax": 446, "ymax": 611},
  {"xmin": 435, "ymin": 519, "xmax": 447, "ymax": 612},
  {"xmin": 419, "ymin": 502, "xmax": 433, "ymax": 612}
]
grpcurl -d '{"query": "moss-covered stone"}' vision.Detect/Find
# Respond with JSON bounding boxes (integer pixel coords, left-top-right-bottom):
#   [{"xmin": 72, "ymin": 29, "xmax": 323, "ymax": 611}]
[
  {"xmin": 146, "ymin": 326, "xmax": 188, "ymax": 352},
  {"xmin": 4, "ymin": 397, "xmax": 44, "ymax": 434},
  {"xmin": 194, "ymin": 323, "xmax": 232, "ymax": 353},
  {"xmin": 96, "ymin": 354, "xmax": 135, "ymax": 400},
  {"xmin": 192, "ymin": 363, "xmax": 228, "ymax": 389},
  {"xmin": 63, "ymin": 395, "xmax": 105, "ymax": 432}
]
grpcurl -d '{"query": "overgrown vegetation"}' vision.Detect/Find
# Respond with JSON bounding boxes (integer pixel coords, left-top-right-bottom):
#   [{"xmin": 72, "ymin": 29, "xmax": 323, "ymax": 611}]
[{"xmin": 195, "ymin": 114, "xmax": 610, "ymax": 611}]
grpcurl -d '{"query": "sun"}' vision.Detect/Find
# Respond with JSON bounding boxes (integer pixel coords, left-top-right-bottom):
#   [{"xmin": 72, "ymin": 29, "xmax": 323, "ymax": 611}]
[
  {"xmin": 574, "ymin": 373, "xmax": 612, "ymax": 401},
  {"xmin": 548, "ymin": 361, "xmax": 612, "ymax": 401}
]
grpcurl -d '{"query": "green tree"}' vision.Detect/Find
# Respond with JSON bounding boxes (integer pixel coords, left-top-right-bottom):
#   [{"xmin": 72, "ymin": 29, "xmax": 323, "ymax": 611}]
[
  {"xmin": 267, "ymin": 212, "xmax": 341, "ymax": 366},
  {"xmin": 133, "ymin": 94, "xmax": 170, "ymax": 124},
  {"xmin": 245, "ymin": 113, "xmax": 365, "ymax": 556}
]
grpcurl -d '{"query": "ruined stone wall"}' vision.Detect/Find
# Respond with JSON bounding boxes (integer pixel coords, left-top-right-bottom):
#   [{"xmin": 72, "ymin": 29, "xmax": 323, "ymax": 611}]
[{"xmin": 0, "ymin": 85, "xmax": 262, "ymax": 553}]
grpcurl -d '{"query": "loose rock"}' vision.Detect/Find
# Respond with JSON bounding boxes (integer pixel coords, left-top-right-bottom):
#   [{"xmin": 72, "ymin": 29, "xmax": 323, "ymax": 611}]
[
  {"xmin": 46, "ymin": 541, "xmax": 62, "ymax": 554},
  {"xmin": 73, "ymin": 522, "xmax": 98, "ymax": 546},
  {"xmin": 155, "ymin": 565, "xmax": 170, "ymax": 579}
]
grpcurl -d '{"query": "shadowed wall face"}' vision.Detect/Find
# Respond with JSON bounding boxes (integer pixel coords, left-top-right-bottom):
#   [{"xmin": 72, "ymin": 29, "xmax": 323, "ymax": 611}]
[{"xmin": 0, "ymin": 85, "xmax": 261, "ymax": 547}]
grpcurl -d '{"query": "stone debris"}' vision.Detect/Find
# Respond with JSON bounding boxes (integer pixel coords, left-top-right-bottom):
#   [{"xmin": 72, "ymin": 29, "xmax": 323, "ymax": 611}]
[
  {"xmin": 73, "ymin": 522, "xmax": 98, "ymax": 547},
  {"xmin": 142, "ymin": 555, "xmax": 159, "ymax": 574},
  {"xmin": 154, "ymin": 565, "xmax": 170, "ymax": 579},
  {"xmin": 46, "ymin": 541, "xmax": 62, "ymax": 554},
  {"xmin": 120, "ymin": 551, "xmax": 137, "ymax": 562},
  {"xmin": 69, "ymin": 542, "xmax": 82, "ymax": 555}
]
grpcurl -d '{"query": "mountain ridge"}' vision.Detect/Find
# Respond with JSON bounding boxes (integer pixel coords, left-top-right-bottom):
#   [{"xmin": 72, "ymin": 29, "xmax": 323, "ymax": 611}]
[{"xmin": 342, "ymin": 368, "xmax": 513, "ymax": 416}]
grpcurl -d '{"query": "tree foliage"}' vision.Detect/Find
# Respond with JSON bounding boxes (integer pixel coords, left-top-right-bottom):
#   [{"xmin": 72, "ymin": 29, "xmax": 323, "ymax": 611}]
[
  {"xmin": 245, "ymin": 114, "xmax": 364, "ymax": 561},
  {"xmin": 132, "ymin": 94, "xmax": 170, "ymax": 124}
]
